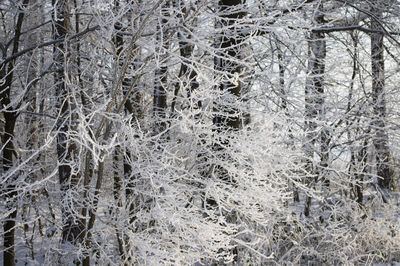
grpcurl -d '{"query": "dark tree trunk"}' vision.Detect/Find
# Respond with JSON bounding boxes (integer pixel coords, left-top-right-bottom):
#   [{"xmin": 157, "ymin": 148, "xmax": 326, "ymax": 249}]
[
  {"xmin": 278, "ymin": 50, "xmax": 299, "ymax": 202},
  {"xmin": 170, "ymin": 0, "xmax": 199, "ymax": 116},
  {"xmin": 2, "ymin": 113, "xmax": 17, "ymax": 266},
  {"xmin": 111, "ymin": 2, "xmax": 142, "ymax": 259},
  {"xmin": 212, "ymin": 0, "xmax": 246, "ymax": 261},
  {"xmin": 113, "ymin": 15, "xmax": 140, "ymax": 206},
  {"xmin": 52, "ymin": 0, "xmax": 82, "ymax": 244},
  {"xmin": 211, "ymin": 0, "xmax": 246, "ymax": 191},
  {"xmin": 356, "ymin": 137, "xmax": 369, "ymax": 204},
  {"xmin": 347, "ymin": 33, "xmax": 365, "ymax": 205},
  {"xmin": 304, "ymin": 10, "xmax": 326, "ymax": 217},
  {"xmin": 0, "ymin": 1, "xmax": 29, "ymax": 264},
  {"xmin": 213, "ymin": 0, "xmax": 246, "ymax": 133},
  {"xmin": 370, "ymin": 8, "xmax": 392, "ymax": 190},
  {"xmin": 154, "ymin": 2, "xmax": 170, "ymax": 139}
]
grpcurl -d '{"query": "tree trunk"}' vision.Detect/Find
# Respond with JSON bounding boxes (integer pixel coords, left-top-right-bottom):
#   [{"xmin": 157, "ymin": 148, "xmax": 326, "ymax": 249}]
[
  {"xmin": 154, "ymin": 2, "xmax": 170, "ymax": 140},
  {"xmin": 304, "ymin": 10, "xmax": 326, "ymax": 217},
  {"xmin": 170, "ymin": 0, "xmax": 199, "ymax": 116},
  {"xmin": 111, "ymin": 2, "xmax": 142, "ymax": 259},
  {"xmin": 370, "ymin": 7, "xmax": 392, "ymax": 190},
  {"xmin": 213, "ymin": 0, "xmax": 246, "ymax": 133},
  {"xmin": 52, "ymin": 0, "xmax": 82, "ymax": 245},
  {"xmin": 2, "ymin": 112, "xmax": 17, "ymax": 266},
  {"xmin": 278, "ymin": 49, "xmax": 299, "ymax": 202},
  {"xmin": 0, "ymin": 1, "xmax": 29, "ymax": 264},
  {"xmin": 212, "ymin": 0, "xmax": 246, "ymax": 261}
]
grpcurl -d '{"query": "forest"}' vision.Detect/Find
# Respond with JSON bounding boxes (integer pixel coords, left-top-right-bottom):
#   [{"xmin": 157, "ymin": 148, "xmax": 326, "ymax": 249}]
[{"xmin": 1, "ymin": 0, "xmax": 400, "ymax": 265}]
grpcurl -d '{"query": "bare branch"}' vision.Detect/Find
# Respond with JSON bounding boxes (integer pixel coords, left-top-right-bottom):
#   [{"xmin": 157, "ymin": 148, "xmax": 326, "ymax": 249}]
[{"xmin": 0, "ymin": 25, "xmax": 100, "ymax": 68}]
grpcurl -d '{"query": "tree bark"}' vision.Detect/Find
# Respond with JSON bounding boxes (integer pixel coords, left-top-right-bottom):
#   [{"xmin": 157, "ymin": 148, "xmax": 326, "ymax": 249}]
[
  {"xmin": 213, "ymin": 0, "xmax": 246, "ymax": 133},
  {"xmin": 304, "ymin": 9, "xmax": 326, "ymax": 217},
  {"xmin": 52, "ymin": 0, "xmax": 82, "ymax": 244},
  {"xmin": 0, "ymin": 1, "xmax": 29, "ymax": 264},
  {"xmin": 111, "ymin": 2, "xmax": 143, "ymax": 259},
  {"xmin": 170, "ymin": 0, "xmax": 199, "ymax": 116},
  {"xmin": 154, "ymin": 1, "xmax": 170, "ymax": 140},
  {"xmin": 370, "ymin": 7, "xmax": 392, "ymax": 189},
  {"xmin": 212, "ymin": 0, "xmax": 246, "ymax": 260}
]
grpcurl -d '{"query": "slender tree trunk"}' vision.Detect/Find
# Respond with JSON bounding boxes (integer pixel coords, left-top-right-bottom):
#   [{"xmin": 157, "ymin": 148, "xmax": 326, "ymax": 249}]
[
  {"xmin": 170, "ymin": 0, "xmax": 199, "ymax": 116},
  {"xmin": 347, "ymin": 33, "xmax": 365, "ymax": 205},
  {"xmin": 212, "ymin": 0, "xmax": 245, "ymax": 189},
  {"xmin": 111, "ymin": 2, "xmax": 143, "ymax": 259},
  {"xmin": 0, "ymin": 1, "xmax": 29, "ymax": 264},
  {"xmin": 212, "ymin": 0, "xmax": 246, "ymax": 261},
  {"xmin": 304, "ymin": 10, "xmax": 326, "ymax": 217},
  {"xmin": 278, "ymin": 50, "xmax": 299, "ymax": 202},
  {"xmin": 154, "ymin": 1, "xmax": 170, "ymax": 140},
  {"xmin": 356, "ymin": 137, "xmax": 369, "ymax": 204},
  {"xmin": 2, "ymin": 112, "xmax": 17, "ymax": 266},
  {"xmin": 113, "ymin": 12, "xmax": 141, "ymax": 214},
  {"xmin": 111, "ymin": 8, "xmax": 129, "ymax": 258},
  {"xmin": 370, "ymin": 8, "xmax": 392, "ymax": 190},
  {"xmin": 23, "ymin": 9, "xmax": 42, "ymax": 259},
  {"xmin": 212, "ymin": 1, "xmax": 246, "ymax": 190},
  {"xmin": 112, "ymin": 147, "xmax": 126, "ymax": 259},
  {"xmin": 213, "ymin": 0, "xmax": 246, "ymax": 133},
  {"xmin": 52, "ymin": 0, "xmax": 82, "ymax": 245}
]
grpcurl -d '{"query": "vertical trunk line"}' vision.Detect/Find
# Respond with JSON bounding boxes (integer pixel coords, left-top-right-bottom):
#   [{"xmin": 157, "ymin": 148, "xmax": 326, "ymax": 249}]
[
  {"xmin": 154, "ymin": 1, "xmax": 170, "ymax": 140},
  {"xmin": 370, "ymin": 7, "xmax": 391, "ymax": 190},
  {"xmin": 52, "ymin": 0, "xmax": 83, "ymax": 246},
  {"xmin": 1, "ymin": 0, "xmax": 29, "ymax": 264},
  {"xmin": 304, "ymin": 9, "xmax": 326, "ymax": 217},
  {"xmin": 278, "ymin": 50, "xmax": 299, "ymax": 202}
]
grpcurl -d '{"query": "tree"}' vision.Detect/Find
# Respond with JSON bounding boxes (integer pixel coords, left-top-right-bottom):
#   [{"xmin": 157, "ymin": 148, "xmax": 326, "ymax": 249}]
[
  {"xmin": 1, "ymin": 1, "xmax": 29, "ymax": 264},
  {"xmin": 153, "ymin": 1, "xmax": 170, "ymax": 140},
  {"xmin": 52, "ymin": 0, "xmax": 84, "ymax": 246},
  {"xmin": 213, "ymin": 0, "xmax": 246, "ymax": 133},
  {"xmin": 370, "ymin": 3, "xmax": 392, "ymax": 190},
  {"xmin": 303, "ymin": 2, "xmax": 326, "ymax": 217},
  {"xmin": 1, "ymin": 0, "xmax": 400, "ymax": 264}
]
